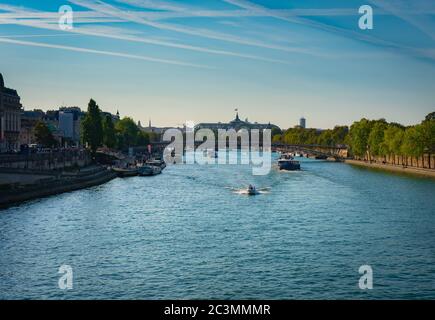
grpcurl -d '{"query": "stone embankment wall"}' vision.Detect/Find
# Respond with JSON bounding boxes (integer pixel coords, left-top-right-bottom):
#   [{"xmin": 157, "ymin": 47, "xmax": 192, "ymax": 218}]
[
  {"xmin": 0, "ymin": 165, "xmax": 117, "ymax": 209},
  {"xmin": 0, "ymin": 150, "xmax": 91, "ymax": 171},
  {"xmin": 353, "ymin": 154, "xmax": 435, "ymax": 170}
]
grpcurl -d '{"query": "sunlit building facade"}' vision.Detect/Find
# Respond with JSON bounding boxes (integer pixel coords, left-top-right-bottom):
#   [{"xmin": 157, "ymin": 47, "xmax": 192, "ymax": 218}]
[{"xmin": 0, "ymin": 73, "xmax": 22, "ymax": 152}]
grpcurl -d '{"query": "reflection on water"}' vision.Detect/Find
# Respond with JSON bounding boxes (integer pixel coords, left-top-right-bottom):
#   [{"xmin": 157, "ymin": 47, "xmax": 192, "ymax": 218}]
[{"xmin": 0, "ymin": 154, "xmax": 435, "ymax": 299}]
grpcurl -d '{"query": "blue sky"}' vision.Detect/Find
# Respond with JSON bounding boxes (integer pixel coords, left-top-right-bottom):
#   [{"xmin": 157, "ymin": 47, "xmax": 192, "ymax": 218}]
[{"xmin": 0, "ymin": 0, "xmax": 434, "ymax": 128}]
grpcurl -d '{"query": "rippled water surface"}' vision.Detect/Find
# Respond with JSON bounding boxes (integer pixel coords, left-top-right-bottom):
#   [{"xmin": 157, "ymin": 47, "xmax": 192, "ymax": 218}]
[{"xmin": 1, "ymin": 155, "xmax": 435, "ymax": 299}]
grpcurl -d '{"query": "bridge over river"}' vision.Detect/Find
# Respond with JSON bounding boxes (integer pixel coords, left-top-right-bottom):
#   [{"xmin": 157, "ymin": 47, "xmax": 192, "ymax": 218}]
[
  {"xmin": 147, "ymin": 142, "xmax": 348, "ymax": 161},
  {"xmin": 271, "ymin": 143, "xmax": 348, "ymax": 160}
]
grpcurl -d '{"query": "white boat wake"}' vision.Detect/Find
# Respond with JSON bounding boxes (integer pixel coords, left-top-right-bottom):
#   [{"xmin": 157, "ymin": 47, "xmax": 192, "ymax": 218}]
[{"xmin": 229, "ymin": 187, "xmax": 271, "ymax": 195}]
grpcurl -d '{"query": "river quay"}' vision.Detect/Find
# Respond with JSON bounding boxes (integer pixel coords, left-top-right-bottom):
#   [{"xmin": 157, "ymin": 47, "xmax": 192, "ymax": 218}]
[
  {"xmin": 345, "ymin": 159, "xmax": 435, "ymax": 179},
  {"xmin": 0, "ymin": 150, "xmax": 119, "ymax": 209},
  {"xmin": 0, "ymin": 165, "xmax": 117, "ymax": 209}
]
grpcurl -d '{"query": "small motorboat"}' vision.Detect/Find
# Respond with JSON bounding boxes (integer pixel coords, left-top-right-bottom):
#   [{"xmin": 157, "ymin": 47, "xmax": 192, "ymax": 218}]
[
  {"xmin": 137, "ymin": 164, "xmax": 162, "ymax": 176},
  {"xmin": 247, "ymin": 184, "xmax": 259, "ymax": 195},
  {"xmin": 278, "ymin": 153, "xmax": 301, "ymax": 171},
  {"xmin": 146, "ymin": 159, "xmax": 166, "ymax": 169}
]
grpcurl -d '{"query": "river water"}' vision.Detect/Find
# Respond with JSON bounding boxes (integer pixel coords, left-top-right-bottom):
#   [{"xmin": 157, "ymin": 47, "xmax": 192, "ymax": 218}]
[{"xmin": 1, "ymin": 154, "xmax": 434, "ymax": 299}]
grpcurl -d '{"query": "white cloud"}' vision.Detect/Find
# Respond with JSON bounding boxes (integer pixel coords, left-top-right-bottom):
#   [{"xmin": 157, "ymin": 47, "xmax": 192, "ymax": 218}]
[
  {"xmin": 221, "ymin": 0, "xmax": 435, "ymax": 62},
  {"xmin": 67, "ymin": 0, "xmax": 322, "ymax": 56},
  {"xmin": 0, "ymin": 3, "xmax": 304, "ymax": 64},
  {"xmin": 368, "ymin": 0, "xmax": 435, "ymax": 40},
  {"xmin": 0, "ymin": 37, "xmax": 212, "ymax": 68}
]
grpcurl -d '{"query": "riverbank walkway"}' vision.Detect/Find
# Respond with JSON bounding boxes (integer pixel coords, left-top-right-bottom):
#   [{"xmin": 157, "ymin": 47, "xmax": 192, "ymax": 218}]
[{"xmin": 346, "ymin": 159, "xmax": 435, "ymax": 179}]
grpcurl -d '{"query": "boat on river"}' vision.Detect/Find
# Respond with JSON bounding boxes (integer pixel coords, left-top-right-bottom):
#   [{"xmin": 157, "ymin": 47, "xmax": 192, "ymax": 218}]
[
  {"xmin": 247, "ymin": 184, "xmax": 259, "ymax": 195},
  {"xmin": 137, "ymin": 164, "xmax": 161, "ymax": 176},
  {"xmin": 146, "ymin": 159, "xmax": 166, "ymax": 169},
  {"xmin": 112, "ymin": 167, "xmax": 139, "ymax": 177},
  {"xmin": 278, "ymin": 153, "xmax": 301, "ymax": 171}
]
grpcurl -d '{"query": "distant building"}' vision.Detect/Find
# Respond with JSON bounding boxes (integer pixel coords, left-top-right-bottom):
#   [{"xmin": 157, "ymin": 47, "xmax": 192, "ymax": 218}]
[
  {"xmin": 20, "ymin": 106, "xmax": 86, "ymax": 147},
  {"xmin": 19, "ymin": 109, "xmax": 45, "ymax": 145},
  {"xmin": 140, "ymin": 119, "xmax": 165, "ymax": 134},
  {"xmin": 59, "ymin": 111, "xmax": 74, "ymax": 139},
  {"xmin": 60, "ymin": 107, "xmax": 85, "ymax": 144},
  {"xmin": 0, "ymin": 73, "xmax": 22, "ymax": 152},
  {"xmin": 101, "ymin": 110, "xmax": 120, "ymax": 123},
  {"xmin": 196, "ymin": 111, "xmax": 280, "ymax": 131},
  {"xmin": 299, "ymin": 117, "xmax": 306, "ymax": 129},
  {"xmin": 39, "ymin": 111, "xmax": 63, "ymax": 145}
]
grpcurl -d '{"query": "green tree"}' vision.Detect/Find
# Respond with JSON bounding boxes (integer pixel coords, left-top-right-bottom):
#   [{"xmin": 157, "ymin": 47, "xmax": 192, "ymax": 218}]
[
  {"xmin": 102, "ymin": 115, "xmax": 116, "ymax": 148},
  {"xmin": 81, "ymin": 99, "xmax": 103, "ymax": 155},
  {"xmin": 349, "ymin": 119, "xmax": 373, "ymax": 159},
  {"xmin": 272, "ymin": 134, "xmax": 282, "ymax": 143},
  {"xmin": 34, "ymin": 121, "xmax": 57, "ymax": 147},
  {"xmin": 382, "ymin": 125, "xmax": 404, "ymax": 164},
  {"xmin": 401, "ymin": 126, "xmax": 424, "ymax": 166},
  {"xmin": 283, "ymin": 127, "xmax": 316, "ymax": 145},
  {"xmin": 317, "ymin": 130, "xmax": 334, "ymax": 146},
  {"xmin": 417, "ymin": 119, "xmax": 435, "ymax": 168},
  {"xmin": 147, "ymin": 132, "xmax": 160, "ymax": 143},
  {"xmin": 331, "ymin": 126, "xmax": 349, "ymax": 145},
  {"xmin": 368, "ymin": 120, "xmax": 388, "ymax": 157},
  {"xmin": 116, "ymin": 133, "xmax": 124, "ymax": 150},
  {"xmin": 302, "ymin": 128, "xmax": 318, "ymax": 145},
  {"xmin": 115, "ymin": 117, "xmax": 139, "ymax": 149},
  {"xmin": 137, "ymin": 131, "xmax": 150, "ymax": 146},
  {"xmin": 271, "ymin": 127, "xmax": 282, "ymax": 139},
  {"xmin": 424, "ymin": 111, "xmax": 435, "ymax": 122}
]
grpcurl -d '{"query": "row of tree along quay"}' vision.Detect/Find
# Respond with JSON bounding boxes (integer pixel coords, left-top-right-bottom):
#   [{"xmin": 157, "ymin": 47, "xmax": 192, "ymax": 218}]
[
  {"xmin": 272, "ymin": 112, "xmax": 435, "ymax": 171},
  {"xmin": 30, "ymin": 99, "xmax": 159, "ymax": 158},
  {"xmin": 81, "ymin": 104, "xmax": 433, "ymax": 172},
  {"xmin": 0, "ymin": 98, "xmax": 160, "ymax": 208},
  {"xmin": 12, "ymin": 98, "xmax": 435, "ymax": 177},
  {"xmin": 81, "ymin": 99, "xmax": 159, "ymax": 157}
]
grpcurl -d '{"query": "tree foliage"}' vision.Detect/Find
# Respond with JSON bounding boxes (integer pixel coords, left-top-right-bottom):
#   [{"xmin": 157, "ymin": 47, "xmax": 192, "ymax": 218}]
[
  {"xmin": 81, "ymin": 99, "xmax": 103, "ymax": 154},
  {"xmin": 401, "ymin": 126, "xmax": 423, "ymax": 157},
  {"xmin": 382, "ymin": 125, "xmax": 404, "ymax": 156},
  {"xmin": 368, "ymin": 120, "xmax": 388, "ymax": 156},
  {"xmin": 114, "ymin": 117, "xmax": 151, "ymax": 149},
  {"xmin": 273, "ymin": 125, "xmax": 349, "ymax": 147},
  {"xmin": 137, "ymin": 131, "xmax": 150, "ymax": 146},
  {"xmin": 102, "ymin": 115, "xmax": 116, "ymax": 148},
  {"xmin": 349, "ymin": 119, "xmax": 373, "ymax": 157},
  {"xmin": 115, "ymin": 117, "xmax": 139, "ymax": 148},
  {"xmin": 419, "ymin": 118, "xmax": 435, "ymax": 153},
  {"xmin": 276, "ymin": 112, "xmax": 434, "ymax": 162},
  {"xmin": 425, "ymin": 111, "xmax": 435, "ymax": 122},
  {"xmin": 348, "ymin": 115, "xmax": 434, "ymax": 159},
  {"xmin": 34, "ymin": 121, "xmax": 57, "ymax": 147}
]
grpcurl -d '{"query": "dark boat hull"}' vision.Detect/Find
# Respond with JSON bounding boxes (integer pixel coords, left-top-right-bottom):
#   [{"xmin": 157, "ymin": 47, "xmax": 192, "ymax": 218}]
[
  {"xmin": 138, "ymin": 165, "xmax": 162, "ymax": 176},
  {"xmin": 112, "ymin": 168, "xmax": 139, "ymax": 177},
  {"xmin": 146, "ymin": 160, "xmax": 166, "ymax": 169},
  {"xmin": 278, "ymin": 161, "xmax": 301, "ymax": 171}
]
